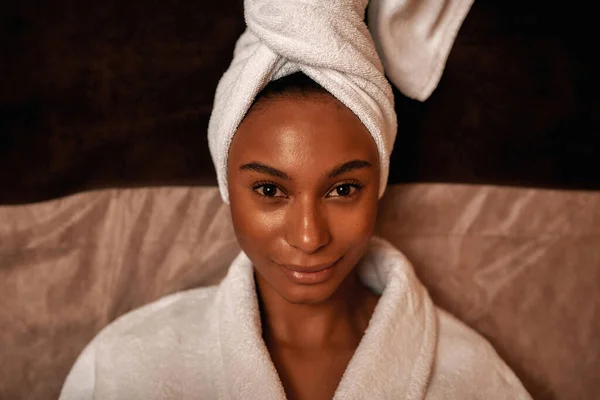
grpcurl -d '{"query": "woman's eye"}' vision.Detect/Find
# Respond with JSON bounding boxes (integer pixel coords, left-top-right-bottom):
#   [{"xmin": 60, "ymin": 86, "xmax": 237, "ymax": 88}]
[
  {"xmin": 327, "ymin": 183, "xmax": 359, "ymax": 198},
  {"xmin": 254, "ymin": 184, "xmax": 284, "ymax": 198}
]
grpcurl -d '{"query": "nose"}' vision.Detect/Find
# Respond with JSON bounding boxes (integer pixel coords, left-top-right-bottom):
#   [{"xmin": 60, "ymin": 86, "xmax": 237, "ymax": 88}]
[{"xmin": 285, "ymin": 197, "xmax": 331, "ymax": 254}]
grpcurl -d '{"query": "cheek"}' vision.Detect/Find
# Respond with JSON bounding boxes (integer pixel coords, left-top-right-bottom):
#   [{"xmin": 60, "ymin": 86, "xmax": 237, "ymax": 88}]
[
  {"xmin": 328, "ymin": 196, "xmax": 378, "ymax": 249},
  {"xmin": 229, "ymin": 194, "xmax": 285, "ymax": 260}
]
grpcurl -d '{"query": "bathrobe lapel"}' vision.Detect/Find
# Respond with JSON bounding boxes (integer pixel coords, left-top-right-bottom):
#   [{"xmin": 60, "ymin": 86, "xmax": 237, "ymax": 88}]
[{"xmin": 216, "ymin": 237, "xmax": 438, "ymax": 400}]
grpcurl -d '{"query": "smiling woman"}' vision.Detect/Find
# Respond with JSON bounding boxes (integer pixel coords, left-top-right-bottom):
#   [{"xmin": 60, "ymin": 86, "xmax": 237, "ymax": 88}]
[
  {"xmin": 226, "ymin": 75, "xmax": 384, "ymax": 397},
  {"xmin": 229, "ymin": 74, "xmax": 380, "ymax": 306},
  {"xmin": 59, "ymin": 0, "xmax": 532, "ymax": 399}
]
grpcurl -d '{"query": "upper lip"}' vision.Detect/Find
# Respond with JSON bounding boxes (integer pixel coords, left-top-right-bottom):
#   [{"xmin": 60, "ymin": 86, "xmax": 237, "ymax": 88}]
[{"xmin": 277, "ymin": 258, "xmax": 340, "ymax": 273}]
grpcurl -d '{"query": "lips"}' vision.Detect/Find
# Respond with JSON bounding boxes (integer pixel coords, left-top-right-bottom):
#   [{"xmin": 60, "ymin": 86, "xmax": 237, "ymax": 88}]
[
  {"xmin": 279, "ymin": 261, "xmax": 336, "ymax": 273},
  {"xmin": 276, "ymin": 257, "xmax": 342, "ymax": 285}
]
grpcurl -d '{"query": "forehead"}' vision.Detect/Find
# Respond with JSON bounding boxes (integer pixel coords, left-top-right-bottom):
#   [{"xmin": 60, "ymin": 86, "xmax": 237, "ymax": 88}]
[{"xmin": 228, "ymin": 95, "xmax": 379, "ymax": 174}]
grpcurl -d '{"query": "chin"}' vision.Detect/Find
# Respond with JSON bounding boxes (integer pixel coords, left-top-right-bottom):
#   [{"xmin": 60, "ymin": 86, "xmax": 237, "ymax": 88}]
[
  {"xmin": 280, "ymin": 283, "xmax": 338, "ymax": 305},
  {"xmin": 253, "ymin": 252, "xmax": 365, "ymax": 305}
]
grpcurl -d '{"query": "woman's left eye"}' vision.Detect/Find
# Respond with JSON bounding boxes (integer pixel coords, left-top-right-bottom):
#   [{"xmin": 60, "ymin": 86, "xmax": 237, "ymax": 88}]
[{"xmin": 327, "ymin": 183, "xmax": 361, "ymax": 198}]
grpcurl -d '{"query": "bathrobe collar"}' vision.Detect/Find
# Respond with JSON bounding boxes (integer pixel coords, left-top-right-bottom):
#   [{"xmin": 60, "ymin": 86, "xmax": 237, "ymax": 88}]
[{"xmin": 216, "ymin": 237, "xmax": 438, "ymax": 399}]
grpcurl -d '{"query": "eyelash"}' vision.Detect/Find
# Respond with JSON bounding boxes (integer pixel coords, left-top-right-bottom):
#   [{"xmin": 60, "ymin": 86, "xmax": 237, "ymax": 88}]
[
  {"xmin": 251, "ymin": 181, "xmax": 364, "ymax": 199},
  {"xmin": 251, "ymin": 181, "xmax": 286, "ymax": 198},
  {"xmin": 326, "ymin": 181, "xmax": 364, "ymax": 198}
]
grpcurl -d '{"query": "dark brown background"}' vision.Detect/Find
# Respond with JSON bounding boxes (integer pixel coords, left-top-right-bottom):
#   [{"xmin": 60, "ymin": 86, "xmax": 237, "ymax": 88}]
[
  {"xmin": 1, "ymin": 0, "xmax": 598, "ymax": 204},
  {"xmin": 2, "ymin": 2, "xmax": 600, "ymax": 399}
]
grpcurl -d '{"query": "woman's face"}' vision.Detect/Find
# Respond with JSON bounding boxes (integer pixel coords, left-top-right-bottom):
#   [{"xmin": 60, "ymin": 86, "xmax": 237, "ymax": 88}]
[{"xmin": 227, "ymin": 93, "xmax": 380, "ymax": 305}]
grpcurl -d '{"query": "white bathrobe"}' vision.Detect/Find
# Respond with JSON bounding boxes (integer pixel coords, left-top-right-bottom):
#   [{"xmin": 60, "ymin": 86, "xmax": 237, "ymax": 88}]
[{"xmin": 60, "ymin": 237, "xmax": 531, "ymax": 399}]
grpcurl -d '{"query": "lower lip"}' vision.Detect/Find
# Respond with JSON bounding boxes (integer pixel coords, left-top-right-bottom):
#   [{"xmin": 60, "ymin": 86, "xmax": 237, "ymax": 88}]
[{"xmin": 280, "ymin": 261, "xmax": 338, "ymax": 285}]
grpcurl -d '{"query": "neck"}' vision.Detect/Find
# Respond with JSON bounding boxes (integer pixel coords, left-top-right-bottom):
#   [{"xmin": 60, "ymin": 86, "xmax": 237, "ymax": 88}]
[{"xmin": 256, "ymin": 269, "xmax": 378, "ymax": 349}]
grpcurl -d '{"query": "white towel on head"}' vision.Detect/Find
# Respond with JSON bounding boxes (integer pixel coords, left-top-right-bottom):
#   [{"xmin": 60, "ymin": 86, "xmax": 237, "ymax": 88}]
[
  {"xmin": 368, "ymin": 0, "xmax": 474, "ymax": 101},
  {"xmin": 208, "ymin": 0, "xmax": 397, "ymax": 203}
]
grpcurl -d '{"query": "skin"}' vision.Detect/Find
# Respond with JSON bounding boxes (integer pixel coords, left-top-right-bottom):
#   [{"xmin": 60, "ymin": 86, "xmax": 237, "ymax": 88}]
[{"xmin": 227, "ymin": 92, "xmax": 381, "ymax": 400}]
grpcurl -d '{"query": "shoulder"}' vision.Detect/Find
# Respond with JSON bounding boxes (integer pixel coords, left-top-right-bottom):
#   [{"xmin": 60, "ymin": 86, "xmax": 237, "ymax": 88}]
[
  {"xmin": 60, "ymin": 286, "xmax": 221, "ymax": 400},
  {"xmin": 92, "ymin": 285, "xmax": 221, "ymax": 365},
  {"xmin": 99, "ymin": 286, "xmax": 219, "ymax": 342},
  {"xmin": 427, "ymin": 308, "xmax": 532, "ymax": 400}
]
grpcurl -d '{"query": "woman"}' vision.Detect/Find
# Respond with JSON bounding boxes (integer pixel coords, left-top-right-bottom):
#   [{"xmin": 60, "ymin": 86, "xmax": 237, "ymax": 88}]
[{"xmin": 61, "ymin": 1, "xmax": 531, "ymax": 399}]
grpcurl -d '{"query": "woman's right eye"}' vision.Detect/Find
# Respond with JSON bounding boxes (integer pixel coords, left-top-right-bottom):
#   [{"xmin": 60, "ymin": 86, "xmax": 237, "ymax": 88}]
[{"xmin": 253, "ymin": 184, "xmax": 285, "ymax": 198}]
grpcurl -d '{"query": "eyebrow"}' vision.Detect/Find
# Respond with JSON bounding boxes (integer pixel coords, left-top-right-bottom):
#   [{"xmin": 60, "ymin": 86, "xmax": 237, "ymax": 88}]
[
  {"xmin": 240, "ymin": 162, "xmax": 292, "ymax": 180},
  {"xmin": 239, "ymin": 159, "xmax": 372, "ymax": 180},
  {"xmin": 327, "ymin": 159, "xmax": 372, "ymax": 178}
]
